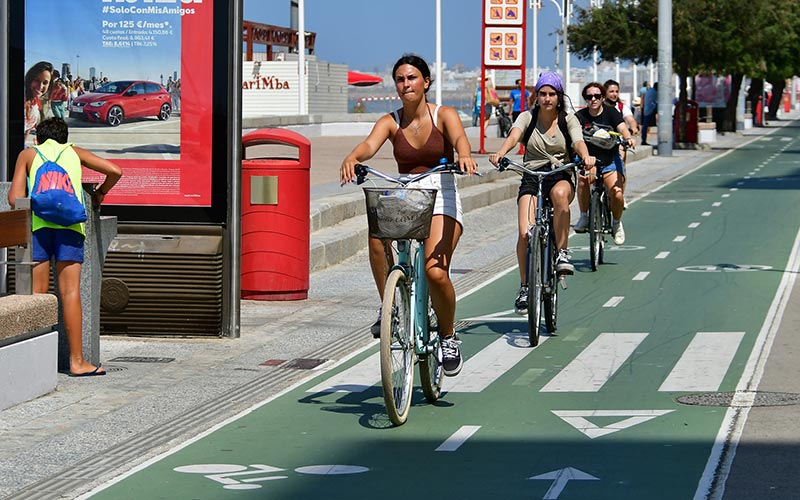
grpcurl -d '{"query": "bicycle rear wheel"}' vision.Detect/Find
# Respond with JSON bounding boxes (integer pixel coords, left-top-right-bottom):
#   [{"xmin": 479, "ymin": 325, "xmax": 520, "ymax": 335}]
[
  {"xmin": 419, "ymin": 297, "xmax": 443, "ymax": 402},
  {"xmin": 527, "ymin": 227, "xmax": 544, "ymax": 347},
  {"xmin": 380, "ymin": 269, "xmax": 414, "ymax": 426},
  {"xmin": 600, "ymin": 191, "xmax": 611, "ymax": 262},
  {"xmin": 543, "ymin": 230, "xmax": 559, "ymax": 333},
  {"xmin": 589, "ymin": 188, "xmax": 602, "ymax": 271}
]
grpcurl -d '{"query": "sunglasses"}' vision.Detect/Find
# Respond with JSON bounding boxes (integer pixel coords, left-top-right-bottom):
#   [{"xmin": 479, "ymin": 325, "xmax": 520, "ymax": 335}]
[{"xmin": 585, "ymin": 94, "xmax": 603, "ymax": 100}]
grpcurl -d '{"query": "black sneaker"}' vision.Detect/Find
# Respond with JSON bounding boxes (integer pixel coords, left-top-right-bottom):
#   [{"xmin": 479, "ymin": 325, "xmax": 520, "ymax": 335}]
[
  {"xmin": 514, "ymin": 285, "xmax": 528, "ymax": 315},
  {"xmin": 441, "ymin": 335, "xmax": 463, "ymax": 377},
  {"xmin": 370, "ymin": 309, "xmax": 381, "ymax": 338},
  {"xmin": 556, "ymin": 250, "xmax": 575, "ymax": 275}
]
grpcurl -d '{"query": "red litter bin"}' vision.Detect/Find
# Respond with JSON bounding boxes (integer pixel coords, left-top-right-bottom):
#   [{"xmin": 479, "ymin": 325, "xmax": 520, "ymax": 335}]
[
  {"xmin": 673, "ymin": 99, "xmax": 698, "ymax": 143},
  {"xmin": 241, "ymin": 128, "xmax": 311, "ymax": 300}
]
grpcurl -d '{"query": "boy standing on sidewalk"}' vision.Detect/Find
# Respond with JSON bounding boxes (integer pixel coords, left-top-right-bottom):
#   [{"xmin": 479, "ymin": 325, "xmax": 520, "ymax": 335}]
[{"xmin": 8, "ymin": 117, "xmax": 122, "ymax": 377}]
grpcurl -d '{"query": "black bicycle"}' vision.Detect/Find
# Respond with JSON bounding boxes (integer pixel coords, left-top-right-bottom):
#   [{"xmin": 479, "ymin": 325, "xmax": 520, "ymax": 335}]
[
  {"xmin": 586, "ymin": 133, "xmax": 630, "ymax": 271},
  {"xmin": 496, "ymin": 157, "xmax": 581, "ymax": 346}
]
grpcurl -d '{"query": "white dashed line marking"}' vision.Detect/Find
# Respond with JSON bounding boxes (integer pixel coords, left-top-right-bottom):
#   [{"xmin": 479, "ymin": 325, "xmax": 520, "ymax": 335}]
[
  {"xmin": 632, "ymin": 272, "xmax": 650, "ymax": 281},
  {"xmin": 655, "ymin": 252, "xmax": 670, "ymax": 259},
  {"xmin": 689, "ymin": 222, "xmax": 701, "ymax": 228},
  {"xmin": 436, "ymin": 426, "xmax": 481, "ymax": 452},
  {"xmin": 674, "ymin": 235, "xmax": 687, "ymax": 242}
]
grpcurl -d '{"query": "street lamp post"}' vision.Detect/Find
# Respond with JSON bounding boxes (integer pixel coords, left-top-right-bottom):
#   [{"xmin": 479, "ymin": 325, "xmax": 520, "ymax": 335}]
[
  {"xmin": 531, "ymin": 0, "xmax": 542, "ymax": 79},
  {"xmin": 76, "ymin": 54, "xmax": 80, "ymax": 78},
  {"xmin": 547, "ymin": 0, "xmax": 572, "ymax": 92}
]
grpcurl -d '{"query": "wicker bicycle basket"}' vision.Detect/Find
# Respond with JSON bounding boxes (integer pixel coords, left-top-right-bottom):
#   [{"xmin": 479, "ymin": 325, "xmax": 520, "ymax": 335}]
[{"xmin": 363, "ymin": 187, "xmax": 438, "ymax": 240}]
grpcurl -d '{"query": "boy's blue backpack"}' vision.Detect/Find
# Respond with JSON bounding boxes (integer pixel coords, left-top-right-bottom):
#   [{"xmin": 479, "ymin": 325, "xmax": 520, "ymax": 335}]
[{"xmin": 30, "ymin": 147, "xmax": 87, "ymax": 227}]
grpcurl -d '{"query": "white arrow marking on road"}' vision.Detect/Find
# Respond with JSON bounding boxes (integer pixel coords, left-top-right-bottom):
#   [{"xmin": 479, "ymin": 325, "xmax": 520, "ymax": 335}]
[
  {"xmin": 552, "ymin": 409, "xmax": 675, "ymax": 439},
  {"xmin": 528, "ymin": 467, "xmax": 600, "ymax": 499}
]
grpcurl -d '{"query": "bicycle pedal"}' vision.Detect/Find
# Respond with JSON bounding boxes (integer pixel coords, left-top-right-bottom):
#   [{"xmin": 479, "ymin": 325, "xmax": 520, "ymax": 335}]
[{"xmin": 558, "ymin": 277, "xmax": 568, "ymax": 290}]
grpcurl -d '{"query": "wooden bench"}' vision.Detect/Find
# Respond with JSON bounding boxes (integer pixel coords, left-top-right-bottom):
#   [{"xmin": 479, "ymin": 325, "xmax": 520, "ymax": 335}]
[
  {"xmin": 0, "ymin": 202, "xmax": 59, "ymax": 411},
  {"xmin": 0, "ymin": 202, "xmax": 33, "ymax": 294}
]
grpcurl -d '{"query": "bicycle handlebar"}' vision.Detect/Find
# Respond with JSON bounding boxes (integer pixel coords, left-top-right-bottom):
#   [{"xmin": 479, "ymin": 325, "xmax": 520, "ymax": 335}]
[
  {"xmin": 354, "ymin": 162, "xmax": 469, "ymax": 186},
  {"xmin": 496, "ymin": 156, "xmax": 583, "ymax": 179}
]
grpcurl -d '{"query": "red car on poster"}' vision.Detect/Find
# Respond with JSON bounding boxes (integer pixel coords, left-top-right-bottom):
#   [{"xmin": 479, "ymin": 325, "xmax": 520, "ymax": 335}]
[{"xmin": 69, "ymin": 80, "xmax": 172, "ymax": 126}]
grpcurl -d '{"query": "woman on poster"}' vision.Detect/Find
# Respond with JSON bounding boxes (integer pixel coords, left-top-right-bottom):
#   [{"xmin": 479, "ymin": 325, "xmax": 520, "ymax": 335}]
[{"xmin": 24, "ymin": 61, "xmax": 53, "ymax": 143}]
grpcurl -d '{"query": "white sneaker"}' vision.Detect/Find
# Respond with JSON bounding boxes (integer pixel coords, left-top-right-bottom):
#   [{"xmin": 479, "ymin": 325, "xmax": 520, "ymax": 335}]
[
  {"xmin": 574, "ymin": 214, "xmax": 589, "ymax": 233},
  {"xmin": 556, "ymin": 249, "xmax": 575, "ymax": 275},
  {"xmin": 612, "ymin": 221, "xmax": 626, "ymax": 245}
]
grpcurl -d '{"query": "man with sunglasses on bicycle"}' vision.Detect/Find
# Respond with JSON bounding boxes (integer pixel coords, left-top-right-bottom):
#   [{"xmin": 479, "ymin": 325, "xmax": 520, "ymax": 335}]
[{"xmin": 573, "ymin": 82, "xmax": 635, "ymax": 245}]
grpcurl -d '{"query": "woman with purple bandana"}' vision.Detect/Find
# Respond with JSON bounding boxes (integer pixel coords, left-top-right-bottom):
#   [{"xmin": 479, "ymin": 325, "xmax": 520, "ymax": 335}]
[{"xmin": 489, "ymin": 72, "xmax": 595, "ymax": 315}]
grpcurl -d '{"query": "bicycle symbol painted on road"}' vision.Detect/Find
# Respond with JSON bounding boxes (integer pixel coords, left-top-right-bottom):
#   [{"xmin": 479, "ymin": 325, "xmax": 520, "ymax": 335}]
[{"xmin": 174, "ymin": 463, "xmax": 369, "ymax": 490}]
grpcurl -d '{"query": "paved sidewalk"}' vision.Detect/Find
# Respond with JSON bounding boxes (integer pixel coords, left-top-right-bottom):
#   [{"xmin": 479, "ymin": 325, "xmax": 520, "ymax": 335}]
[{"xmin": 1, "ymin": 119, "xmax": 798, "ymax": 500}]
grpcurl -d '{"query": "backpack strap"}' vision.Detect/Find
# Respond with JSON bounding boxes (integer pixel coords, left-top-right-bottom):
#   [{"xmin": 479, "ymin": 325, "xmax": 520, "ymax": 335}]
[
  {"xmin": 32, "ymin": 145, "xmax": 69, "ymax": 163},
  {"xmin": 33, "ymin": 146, "xmax": 50, "ymax": 164},
  {"xmin": 522, "ymin": 107, "xmax": 573, "ymax": 158},
  {"xmin": 522, "ymin": 107, "xmax": 539, "ymax": 146}
]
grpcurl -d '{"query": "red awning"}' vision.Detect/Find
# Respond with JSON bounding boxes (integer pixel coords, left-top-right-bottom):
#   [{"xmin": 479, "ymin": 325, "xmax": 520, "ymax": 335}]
[{"xmin": 347, "ymin": 70, "xmax": 382, "ymax": 87}]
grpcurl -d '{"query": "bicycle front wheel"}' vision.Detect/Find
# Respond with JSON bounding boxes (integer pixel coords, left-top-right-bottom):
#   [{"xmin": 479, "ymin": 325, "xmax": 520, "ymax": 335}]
[
  {"xmin": 380, "ymin": 269, "xmax": 414, "ymax": 426},
  {"xmin": 419, "ymin": 297, "xmax": 443, "ymax": 402},
  {"xmin": 527, "ymin": 227, "xmax": 544, "ymax": 347},
  {"xmin": 543, "ymin": 231, "xmax": 559, "ymax": 333},
  {"xmin": 589, "ymin": 189, "xmax": 602, "ymax": 272}
]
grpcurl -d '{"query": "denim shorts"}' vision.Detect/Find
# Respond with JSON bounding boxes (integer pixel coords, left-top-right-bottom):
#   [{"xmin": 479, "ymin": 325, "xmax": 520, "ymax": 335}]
[
  {"xmin": 32, "ymin": 228, "xmax": 85, "ymax": 263},
  {"xmin": 599, "ymin": 153, "xmax": 626, "ymax": 178}
]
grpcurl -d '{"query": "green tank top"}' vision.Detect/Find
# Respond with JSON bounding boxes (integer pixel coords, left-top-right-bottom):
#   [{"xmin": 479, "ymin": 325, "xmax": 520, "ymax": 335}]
[{"xmin": 28, "ymin": 139, "xmax": 86, "ymax": 236}]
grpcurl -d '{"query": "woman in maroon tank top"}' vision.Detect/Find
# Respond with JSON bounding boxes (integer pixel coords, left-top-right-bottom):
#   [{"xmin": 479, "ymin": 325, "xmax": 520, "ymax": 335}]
[{"xmin": 341, "ymin": 54, "xmax": 477, "ymax": 377}]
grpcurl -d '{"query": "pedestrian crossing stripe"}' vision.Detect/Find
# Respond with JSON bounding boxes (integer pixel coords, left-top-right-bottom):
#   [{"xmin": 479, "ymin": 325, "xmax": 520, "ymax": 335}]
[
  {"xmin": 306, "ymin": 331, "xmax": 744, "ymax": 395},
  {"xmin": 552, "ymin": 409, "xmax": 675, "ymax": 438},
  {"xmin": 658, "ymin": 332, "xmax": 745, "ymax": 392},
  {"xmin": 540, "ymin": 333, "xmax": 648, "ymax": 392}
]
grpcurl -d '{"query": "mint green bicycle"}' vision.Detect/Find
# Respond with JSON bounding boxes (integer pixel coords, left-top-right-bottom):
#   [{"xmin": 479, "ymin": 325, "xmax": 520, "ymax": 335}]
[{"xmin": 355, "ymin": 162, "xmax": 464, "ymax": 425}]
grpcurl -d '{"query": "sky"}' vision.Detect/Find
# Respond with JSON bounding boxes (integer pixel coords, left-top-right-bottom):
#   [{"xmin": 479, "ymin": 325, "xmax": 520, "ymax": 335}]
[{"xmin": 243, "ymin": 0, "xmax": 597, "ymax": 73}]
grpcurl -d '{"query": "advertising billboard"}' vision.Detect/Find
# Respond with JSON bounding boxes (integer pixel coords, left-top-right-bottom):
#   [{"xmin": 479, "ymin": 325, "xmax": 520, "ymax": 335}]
[{"xmin": 24, "ymin": 0, "xmax": 214, "ymax": 209}]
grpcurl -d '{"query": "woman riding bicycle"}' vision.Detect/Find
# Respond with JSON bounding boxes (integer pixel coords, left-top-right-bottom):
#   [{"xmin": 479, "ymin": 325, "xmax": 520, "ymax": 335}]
[
  {"xmin": 489, "ymin": 72, "xmax": 595, "ymax": 314},
  {"xmin": 340, "ymin": 54, "xmax": 478, "ymax": 377},
  {"xmin": 572, "ymin": 82, "xmax": 635, "ymax": 245}
]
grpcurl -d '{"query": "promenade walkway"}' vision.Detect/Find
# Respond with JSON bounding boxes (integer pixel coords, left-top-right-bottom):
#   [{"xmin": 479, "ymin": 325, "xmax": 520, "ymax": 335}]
[{"xmin": 1, "ymin": 118, "xmax": 798, "ymax": 500}]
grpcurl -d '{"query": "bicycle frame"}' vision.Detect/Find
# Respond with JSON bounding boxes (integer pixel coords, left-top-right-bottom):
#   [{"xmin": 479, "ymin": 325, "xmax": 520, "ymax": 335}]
[{"xmin": 389, "ymin": 239, "xmax": 437, "ymax": 356}]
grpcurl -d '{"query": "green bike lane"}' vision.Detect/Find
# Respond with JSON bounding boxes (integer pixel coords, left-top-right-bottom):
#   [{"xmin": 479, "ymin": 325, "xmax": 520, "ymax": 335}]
[{"xmin": 85, "ymin": 129, "xmax": 800, "ymax": 500}]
